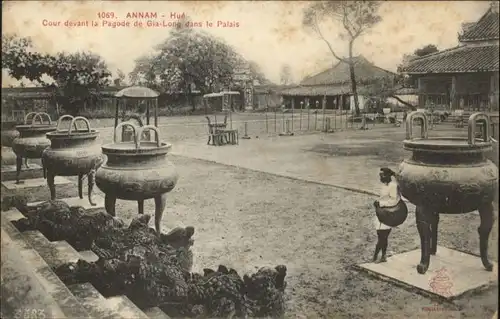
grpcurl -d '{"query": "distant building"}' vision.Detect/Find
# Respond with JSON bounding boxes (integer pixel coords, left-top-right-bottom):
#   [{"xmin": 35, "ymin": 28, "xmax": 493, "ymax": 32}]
[
  {"xmin": 400, "ymin": 3, "xmax": 499, "ymax": 111},
  {"xmin": 279, "ymin": 56, "xmax": 400, "ymax": 112}
]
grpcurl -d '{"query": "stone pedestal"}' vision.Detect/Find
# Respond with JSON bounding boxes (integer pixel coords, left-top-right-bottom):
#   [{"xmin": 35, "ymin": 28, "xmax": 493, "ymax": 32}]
[
  {"xmin": 1, "ymin": 163, "xmax": 44, "ymax": 181},
  {"xmin": 2, "ymin": 177, "xmax": 71, "ymax": 190},
  {"xmin": 356, "ymin": 246, "xmax": 497, "ymax": 300}
]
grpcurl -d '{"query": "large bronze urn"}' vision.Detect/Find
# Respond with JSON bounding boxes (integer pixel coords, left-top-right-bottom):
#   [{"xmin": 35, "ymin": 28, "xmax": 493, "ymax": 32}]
[
  {"xmin": 42, "ymin": 115, "xmax": 104, "ymax": 205},
  {"xmin": 95, "ymin": 122, "xmax": 179, "ymax": 233},
  {"xmin": 398, "ymin": 111, "xmax": 498, "ymax": 274},
  {"xmin": 11, "ymin": 112, "xmax": 57, "ymax": 183}
]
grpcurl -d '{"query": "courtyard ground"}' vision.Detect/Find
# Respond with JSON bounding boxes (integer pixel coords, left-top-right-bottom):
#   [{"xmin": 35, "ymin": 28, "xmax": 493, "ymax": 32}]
[
  {"xmin": 5, "ymin": 155, "xmax": 497, "ymax": 318},
  {"xmin": 2, "ymin": 118, "xmax": 498, "ymax": 318}
]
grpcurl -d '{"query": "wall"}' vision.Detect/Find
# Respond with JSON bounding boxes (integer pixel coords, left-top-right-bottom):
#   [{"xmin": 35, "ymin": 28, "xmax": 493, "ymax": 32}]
[
  {"xmin": 254, "ymin": 92, "xmax": 281, "ymax": 108},
  {"xmin": 416, "ymin": 73, "xmax": 495, "ymax": 110}
]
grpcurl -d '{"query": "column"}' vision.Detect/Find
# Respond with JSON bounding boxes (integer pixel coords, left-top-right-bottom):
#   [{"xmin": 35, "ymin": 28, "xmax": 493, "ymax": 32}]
[
  {"xmin": 417, "ymin": 77, "xmax": 425, "ymax": 108},
  {"xmin": 490, "ymin": 73, "xmax": 499, "ymax": 111},
  {"xmin": 450, "ymin": 75, "xmax": 458, "ymax": 110}
]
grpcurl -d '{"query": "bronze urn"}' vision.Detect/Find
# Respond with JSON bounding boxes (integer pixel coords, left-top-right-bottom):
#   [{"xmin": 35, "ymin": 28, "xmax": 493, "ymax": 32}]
[
  {"xmin": 398, "ymin": 111, "xmax": 498, "ymax": 274},
  {"xmin": 42, "ymin": 115, "xmax": 104, "ymax": 205},
  {"xmin": 95, "ymin": 122, "xmax": 179, "ymax": 233},
  {"xmin": 11, "ymin": 112, "xmax": 57, "ymax": 183}
]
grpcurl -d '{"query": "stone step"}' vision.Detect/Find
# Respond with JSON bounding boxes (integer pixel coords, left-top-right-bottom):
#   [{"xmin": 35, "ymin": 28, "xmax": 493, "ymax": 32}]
[
  {"xmin": 2, "ymin": 208, "xmax": 26, "ymax": 221},
  {"xmin": 143, "ymin": 306, "xmax": 172, "ymax": 319},
  {"xmin": 1, "ymin": 163, "xmax": 45, "ymax": 181},
  {"xmin": 1, "ymin": 223, "xmax": 91, "ymax": 318},
  {"xmin": 105, "ymin": 295, "xmax": 150, "ymax": 319},
  {"xmin": 69, "ymin": 283, "xmax": 151, "ymax": 319},
  {"xmin": 22, "ymin": 230, "xmax": 91, "ymax": 268},
  {"xmin": 1, "ymin": 227, "xmax": 68, "ymax": 319},
  {"xmin": 28, "ymin": 195, "xmax": 105, "ymax": 213},
  {"xmin": 68, "ymin": 283, "xmax": 123, "ymax": 319},
  {"xmin": 1, "ymin": 214, "xmax": 31, "ymax": 250}
]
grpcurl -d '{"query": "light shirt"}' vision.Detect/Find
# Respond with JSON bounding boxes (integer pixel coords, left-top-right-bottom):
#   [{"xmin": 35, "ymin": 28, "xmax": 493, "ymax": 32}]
[{"xmin": 378, "ymin": 179, "xmax": 401, "ymax": 208}]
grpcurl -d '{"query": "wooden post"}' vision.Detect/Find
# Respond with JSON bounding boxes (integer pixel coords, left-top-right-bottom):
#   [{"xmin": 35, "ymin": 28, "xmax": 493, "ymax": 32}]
[
  {"xmin": 154, "ymin": 99, "xmax": 158, "ymax": 127},
  {"xmin": 450, "ymin": 75, "xmax": 458, "ymax": 110},
  {"xmin": 322, "ymin": 95, "xmax": 326, "ymax": 131},
  {"xmin": 417, "ymin": 77, "xmax": 425, "ymax": 108},
  {"xmin": 291, "ymin": 99, "xmax": 295, "ymax": 131},
  {"xmin": 114, "ymin": 98, "xmax": 120, "ymax": 128},
  {"xmin": 490, "ymin": 74, "xmax": 498, "ymax": 111}
]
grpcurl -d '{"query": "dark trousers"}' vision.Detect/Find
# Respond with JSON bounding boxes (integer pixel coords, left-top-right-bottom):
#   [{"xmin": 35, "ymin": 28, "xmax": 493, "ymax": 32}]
[{"xmin": 374, "ymin": 229, "xmax": 391, "ymax": 260}]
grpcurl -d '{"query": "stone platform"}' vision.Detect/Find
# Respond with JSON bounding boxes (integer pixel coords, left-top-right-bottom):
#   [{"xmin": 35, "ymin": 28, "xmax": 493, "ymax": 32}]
[
  {"xmin": 1, "ymin": 163, "xmax": 45, "ymax": 181},
  {"xmin": 356, "ymin": 246, "xmax": 498, "ymax": 301},
  {"xmin": 2, "ymin": 176, "xmax": 71, "ymax": 190},
  {"xmin": 28, "ymin": 195, "xmax": 105, "ymax": 213}
]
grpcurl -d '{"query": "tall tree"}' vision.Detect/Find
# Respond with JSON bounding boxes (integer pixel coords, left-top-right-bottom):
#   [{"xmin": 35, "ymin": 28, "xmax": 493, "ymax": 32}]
[
  {"xmin": 130, "ymin": 28, "xmax": 241, "ymax": 111},
  {"xmin": 280, "ymin": 64, "xmax": 293, "ymax": 85},
  {"xmin": 303, "ymin": 1, "xmax": 383, "ymax": 115},
  {"xmin": 2, "ymin": 33, "xmax": 111, "ymax": 115}
]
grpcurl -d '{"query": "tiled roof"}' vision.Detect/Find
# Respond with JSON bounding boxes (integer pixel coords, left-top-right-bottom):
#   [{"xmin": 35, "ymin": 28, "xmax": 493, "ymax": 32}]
[
  {"xmin": 459, "ymin": 8, "xmax": 499, "ymax": 42},
  {"xmin": 300, "ymin": 56, "xmax": 396, "ymax": 86},
  {"xmin": 400, "ymin": 44, "xmax": 499, "ymax": 74}
]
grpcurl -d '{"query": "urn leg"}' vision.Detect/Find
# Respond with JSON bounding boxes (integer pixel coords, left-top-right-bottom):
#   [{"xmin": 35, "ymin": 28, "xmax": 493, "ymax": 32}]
[
  {"xmin": 430, "ymin": 212, "xmax": 440, "ymax": 255},
  {"xmin": 154, "ymin": 194, "xmax": 168, "ymax": 234},
  {"xmin": 78, "ymin": 174, "xmax": 84, "ymax": 199},
  {"xmin": 15, "ymin": 156, "xmax": 24, "ymax": 184},
  {"xmin": 87, "ymin": 170, "xmax": 96, "ymax": 206},
  {"xmin": 478, "ymin": 202, "xmax": 494, "ymax": 272},
  {"xmin": 416, "ymin": 206, "xmax": 432, "ymax": 274},
  {"xmin": 47, "ymin": 171, "xmax": 56, "ymax": 200},
  {"xmin": 138, "ymin": 200, "xmax": 144, "ymax": 214},
  {"xmin": 104, "ymin": 195, "xmax": 117, "ymax": 217}
]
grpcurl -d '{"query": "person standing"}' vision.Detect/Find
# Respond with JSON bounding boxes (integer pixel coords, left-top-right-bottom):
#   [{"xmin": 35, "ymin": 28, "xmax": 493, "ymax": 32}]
[{"xmin": 373, "ymin": 168, "xmax": 402, "ymax": 263}]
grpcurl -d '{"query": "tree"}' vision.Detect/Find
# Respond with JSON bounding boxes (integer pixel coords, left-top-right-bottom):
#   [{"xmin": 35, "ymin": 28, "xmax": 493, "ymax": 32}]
[
  {"xmin": 414, "ymin": 44, "xmax": 439, "ymax": 57},
  {"xmin": 280, "ymin": 64, "xmax": 292, "ymax": 85},
  {"xmin": 303, "ymin": 1, "xmax": 383, "ymax": 116},
  {"xmin": 2, "ymin": 33, "xmax": 112, "ymax": 115},
  {"xmin": 247, "ymin": 61, "xmax": 270, "ymax": 85},
  {"xmin": 130, "ymin": 28, "xmax": 241, "ymax": 111},
  {"xmin": 114, "ymin": 69, "xmax": 126, "ymax": 86}
]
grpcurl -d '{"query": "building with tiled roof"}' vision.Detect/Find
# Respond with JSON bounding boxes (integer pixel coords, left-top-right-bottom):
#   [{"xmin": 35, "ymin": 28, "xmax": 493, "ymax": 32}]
[
  {"xmin": 280, "ymin": 56, "xmax": 398, "ymax": 111},
  {"xmin": 400, "ymin": 2, "xmax": 499, "ymax": 111}
]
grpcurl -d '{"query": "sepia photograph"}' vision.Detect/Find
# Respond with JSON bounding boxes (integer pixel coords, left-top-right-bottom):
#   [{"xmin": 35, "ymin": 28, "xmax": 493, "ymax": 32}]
[{"xmin": 1, "ymin": 1, "xmax": 498, "ymax": 318}]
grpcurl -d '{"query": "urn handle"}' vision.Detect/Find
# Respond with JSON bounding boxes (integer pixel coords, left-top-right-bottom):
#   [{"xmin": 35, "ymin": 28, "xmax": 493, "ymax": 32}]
[
  {"xmin": 30, "ymin": 112, "xmax": 52, "ymax": 126},
  {"xmin": 405, "ymin": 111, "xmax": 428, "ymax": 140},
  {"xmin": 24, "ymin": 112, "xmax": 38, "ymax": 124},
  {"xmin": 468, "ymin": 112, "xmax": 491, "ymax": 145},
  {"xmin": 114, "ymin": 122, "xmax": 139, "ymax": 149},
  {"xmin": 56, "ymin": 115, "xmax": 76, "ymax": 132},
  {"xmin": 68, "ymin": 116, "xmax": 91, "ymax": 135},
  {"xmin": 136, "ymin": 125, "xmax": 161, "ymax": 148}
]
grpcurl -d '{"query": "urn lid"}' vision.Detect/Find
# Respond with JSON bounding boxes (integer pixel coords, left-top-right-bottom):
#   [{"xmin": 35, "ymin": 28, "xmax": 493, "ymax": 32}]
[
  {"xmin": 15, "ymin": 112, "xmax": 57, "ymax": 133},
  {"xmin": 102, "ymin": 121, "xmax": 171, "ymax": 156},
  {"xmin": 46, "ymin": 115, "xmax": 99, "ymax": 140},
  {"xmin": 403, "ymin": 111, "xmax": 494, "ymax": 154}
]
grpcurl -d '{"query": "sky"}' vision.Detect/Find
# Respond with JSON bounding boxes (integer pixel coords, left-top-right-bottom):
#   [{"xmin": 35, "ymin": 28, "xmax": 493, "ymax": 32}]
[{"xmin": 1, "ymin": 0, "xmax": 492, "ymax": 87}]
